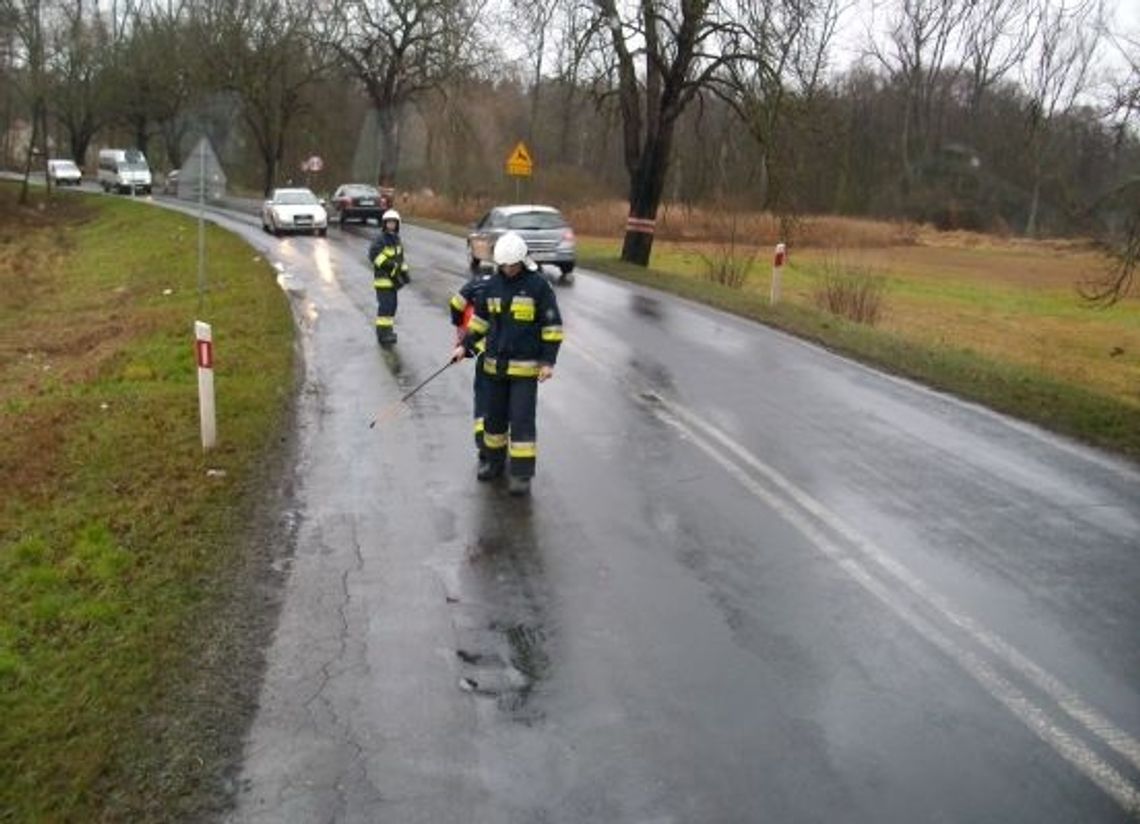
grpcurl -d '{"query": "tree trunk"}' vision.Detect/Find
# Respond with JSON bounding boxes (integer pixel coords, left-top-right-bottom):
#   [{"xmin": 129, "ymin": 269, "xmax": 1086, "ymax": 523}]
[
  {"xmin": 19, "ymin": 98, "xmax": 42, "ymax": 205},
  {"xmin": 1025, "ymin": 172, "xmax": 1041, "ymax": 237},
  {"xmin": 757, "ymin": 150, "xmax": 770, "ymax": 209},
  {"xmin": 133, "ymin": 117, "xmax": 150, "ymax": 155},
  {"xmin": 377, "ymin": 106, "xmax": 401, "ymax": 186},
  {"xmin": 621, "ymin": 134, "xmax": 672, "ymax": 265}
]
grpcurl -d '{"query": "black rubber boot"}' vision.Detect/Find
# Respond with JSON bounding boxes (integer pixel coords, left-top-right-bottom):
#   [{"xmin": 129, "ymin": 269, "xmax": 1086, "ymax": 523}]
[
  {"xmin": 508, "ymin": 475, "xmax": 531, "ymax": 497},
  {"xmin": 477, "ymin": 459, "xmax": 504, "ymax": 481}
]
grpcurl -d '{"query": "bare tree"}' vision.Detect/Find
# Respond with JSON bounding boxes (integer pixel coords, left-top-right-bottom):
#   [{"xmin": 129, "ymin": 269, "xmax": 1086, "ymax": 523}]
[
  {"xmin": 583, "ymin": 0, "xmax": 748, "ymax": 265},
  {"xmin": 1079, "ymin": 177, "xmax": 1138, "ymax": 306},
  {"xmin": 322, "ymin": 0, "xmax": 482, "ymax": 187},
  {"xmin": 868, "ymin": 0, "xmax": 969, "ymax": 186},
  {"xmin": 1081, "ymin": 33, "xmax": 1139, "ymax": 305},
  {"xmin": 508, "ymin": 0, "xmax": 558, "ymax": 142},
  {"xmin": 200, "ymin": 0, "xmax": 328, "ymax": 193},
  {"xmin": 1, "ymin": 0, "xmax": 51, "ymax": 203},
  {"xmin": 1020, "ymin": 0, "xmax": 1101, "ymax": 236},
  {"xmin": 47, "ymin": 0, "xmax": 112, "ymax": 163},
  {"xmin": 719, "ymin": 0, "xmax": 841, "ymax": 209},
  {"xmin": 960, "ymin": 0, "xmax": 1034, "ymax": 112}
]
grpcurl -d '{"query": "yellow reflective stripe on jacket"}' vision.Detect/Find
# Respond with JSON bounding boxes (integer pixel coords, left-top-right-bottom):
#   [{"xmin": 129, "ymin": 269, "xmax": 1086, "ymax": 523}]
[
  {"xmin": 468, "ymin": 315, "xmax": 490, "ymax": 334},
  {"xmin": 510, "ymin": 296, "xmax": 535, "ymax": 322},
  {"xmin": 541, "ymin": 325, "xmax": 564, "ymax": 342},
  {"xmin": 483, "ymin": 357, "xmax": 540, "ymax": 378},
  {"xmin": 375, "ymin": 316, "xmax": 394, "ymax": 327},
  {"xmin": 449, "ymin": 293, "xmax": 466, "ymax": 312},
  {"xmin": 474, "ymin": 338, "xmax": 487, "ymax": 354},
  {"xmin": 473, "ymin": 417, "xmax": 485, "ymax": 434},
  {"xmin": 374, "ymin": 278, "xmax": 394, "ymax": 288},
  {"xmin": 487, "ymin": 297, "xmax": 502, "ymax": 314},
  {"xmin": 484, "ymin": 432, "xmax": 508, "ymax": 449},
  {"xmin": 373, "ymin": 250, "xmax": 394, "ymax": 267},
  {"xmin": 509, "ymin": 441, "xmax": 536, "ymax": 459}
]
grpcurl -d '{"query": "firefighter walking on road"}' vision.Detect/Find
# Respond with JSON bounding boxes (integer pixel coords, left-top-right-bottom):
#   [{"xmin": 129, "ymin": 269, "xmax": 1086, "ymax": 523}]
[
  {"xmin": 448, "ymin": 266, "xmax": 494, "ymax": 459},
  {"xmin": 368, "ymin": 209, "xmax": 410, "ymax": 345},
  {"xmin": 451, "ymin": 232, "xmax": 563, "ymax": 497}
]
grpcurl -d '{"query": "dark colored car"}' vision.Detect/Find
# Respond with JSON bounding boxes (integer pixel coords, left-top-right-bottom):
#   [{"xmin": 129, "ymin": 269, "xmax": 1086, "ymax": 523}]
[
  {"xmin": 329, "ymin": 184, "xmax": 388, "ymax": 227},
  {"xmin": 467, "ymin": 205, "xmax": 576, "ymax": 279}
]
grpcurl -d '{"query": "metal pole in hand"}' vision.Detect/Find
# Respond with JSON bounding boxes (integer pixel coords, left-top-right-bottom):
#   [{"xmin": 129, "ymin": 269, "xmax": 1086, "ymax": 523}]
[{"xmin": 368, "ymin": 359, "xmax": 457, "ymax": 428}]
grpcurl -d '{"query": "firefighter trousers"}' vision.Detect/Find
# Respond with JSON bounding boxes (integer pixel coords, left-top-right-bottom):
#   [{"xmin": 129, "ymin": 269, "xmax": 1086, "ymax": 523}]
[
  {"xmin": 483, "ymin": 376, "xmax": 537, "ymax": 478},
  {"xmin": 472, "ymin": 354, "xmax": 489, "ymax": 454},
  {"xmin": 375, "ymin": 287, "xmax": 397, "ymax": 341}
]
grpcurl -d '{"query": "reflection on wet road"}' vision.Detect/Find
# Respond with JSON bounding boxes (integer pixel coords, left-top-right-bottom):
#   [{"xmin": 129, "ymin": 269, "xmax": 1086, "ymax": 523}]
[
  {"xmin": 197, "ymin": 211, "xmax": 1140, "ymax": 823},
  {"xmin": 450, "ymin": 495, "xmax": 551, "ymax": 722}
]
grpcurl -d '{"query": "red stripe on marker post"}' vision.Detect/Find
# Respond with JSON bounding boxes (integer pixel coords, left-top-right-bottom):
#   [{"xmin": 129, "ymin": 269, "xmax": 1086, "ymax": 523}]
[
  {"xmin": 196, "ymin": 339, "xmax": 213, "ymax": 369},
  {"xmin": 626, "ymin": 216, "xmax": 657, "ymax": 235}
]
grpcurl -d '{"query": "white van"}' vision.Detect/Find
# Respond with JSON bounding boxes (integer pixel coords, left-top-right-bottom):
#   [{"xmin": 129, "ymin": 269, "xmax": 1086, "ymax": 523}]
[{"xmin": 97, "ymin": 148, "xmax": 152, "ymax": 194}]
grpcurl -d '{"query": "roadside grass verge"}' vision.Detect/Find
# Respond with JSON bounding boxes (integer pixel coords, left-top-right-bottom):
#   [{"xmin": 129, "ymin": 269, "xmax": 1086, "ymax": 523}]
[
  {"xmin": 572, "ymin": 238, "xmax": 1140, "ymax": 462},
  {"xmin": 1, "ymin": 183, "xmax": 296, "ymax": 820}
]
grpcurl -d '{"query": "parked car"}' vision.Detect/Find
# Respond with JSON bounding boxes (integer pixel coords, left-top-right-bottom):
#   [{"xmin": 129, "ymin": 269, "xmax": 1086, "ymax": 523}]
[
  {"xmin": 162, "ymin": 170, "xmax": 179, "ymax": 195},
  {"xmin": 467, "ymin": 205, "xmax": 576, "ymax": 279},
  {"xmin": 47, "ymin": 159, "xmax": 82, "ymax": 186},
  {"xmin": 329, "ymin": 183, "xmax": 386, "ymax": 227},
  {"xmin": 261, "ymin": 188, "xmax": 328, "ymax": 237}
]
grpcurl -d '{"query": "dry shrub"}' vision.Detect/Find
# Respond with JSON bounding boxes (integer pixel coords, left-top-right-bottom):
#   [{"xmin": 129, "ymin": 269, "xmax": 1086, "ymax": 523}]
[
  {"xmin": 813, "ymin": 256, "xmax": 888, "ymax": 325},
  {"xmin": 400, "ymin": 191, "xmax": 921, "ymax": 248},
  {"xmin": 692, "ymin": 211, "xmax": 758, "ymax": 289},
  {"xmin": 399, "ymin": 190, "xmax": 491, "ymax": 227}
]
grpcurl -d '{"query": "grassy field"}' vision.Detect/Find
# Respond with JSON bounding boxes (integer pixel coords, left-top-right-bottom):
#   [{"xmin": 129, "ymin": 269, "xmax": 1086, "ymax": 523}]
[{"xmin": 0, "ymin": 184, "xmax": 296, "ymax": 820}]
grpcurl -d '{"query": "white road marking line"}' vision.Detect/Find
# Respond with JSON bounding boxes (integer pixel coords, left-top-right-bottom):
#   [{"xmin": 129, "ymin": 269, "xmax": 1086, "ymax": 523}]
[
  {"xmin": 651, "ymin": 403, "xmax": 1140, "ymax": 816},
  {"xmin": 659, "ymin": 394, "xmax": 1140, "ymax": 776},
  {"xmin": 566, "ymin": 337, "xmax": 1140, "ymax": 814}
]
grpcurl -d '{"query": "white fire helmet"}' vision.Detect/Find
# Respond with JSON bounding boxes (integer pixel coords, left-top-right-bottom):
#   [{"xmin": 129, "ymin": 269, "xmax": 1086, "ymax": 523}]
[
  {"xmin": 493, "ymin": 231, "xmax": 528, "ymax": 266},
  {"xmin": 382, "ymin": 209, "xmax": 401, "ymax": 230}
]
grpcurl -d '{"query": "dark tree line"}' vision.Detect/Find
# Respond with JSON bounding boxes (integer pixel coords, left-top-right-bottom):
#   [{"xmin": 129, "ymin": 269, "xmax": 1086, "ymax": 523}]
[{"xmin": 0, "ymin": 0, "xmax": 1136, "ymax": 291}]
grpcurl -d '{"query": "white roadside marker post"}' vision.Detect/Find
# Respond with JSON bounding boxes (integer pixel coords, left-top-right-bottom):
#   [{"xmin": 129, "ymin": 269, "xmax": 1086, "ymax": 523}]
[
  {"xmin": 195, "ymin": 321, "xmax": 216, "ymax": 449},
  {"xmin": 771, "ymin": 242, "xmax": 786, "ymax": 305}
]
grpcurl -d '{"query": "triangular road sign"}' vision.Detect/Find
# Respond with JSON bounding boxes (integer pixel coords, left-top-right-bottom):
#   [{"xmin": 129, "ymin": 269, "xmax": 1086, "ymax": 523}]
[{"xmin": 506, "ymin": 141, "xmax": 533, "ymax": 176}]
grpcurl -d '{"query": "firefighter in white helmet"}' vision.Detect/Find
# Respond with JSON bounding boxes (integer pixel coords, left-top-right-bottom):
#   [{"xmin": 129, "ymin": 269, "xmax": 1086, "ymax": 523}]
[
  {"xmin": 450, "ymin": 231, "xmax": 563, "ymax": 496},
  {"xmin": 367, "ymin": 209, "xmax": 410, "ymax": 345}
]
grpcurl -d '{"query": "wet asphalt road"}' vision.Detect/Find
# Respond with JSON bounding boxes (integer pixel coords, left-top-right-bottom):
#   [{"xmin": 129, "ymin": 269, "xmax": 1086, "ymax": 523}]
[{"xmin": 126, "ymin": 194, "xmax": 1140, "ymax": 821}]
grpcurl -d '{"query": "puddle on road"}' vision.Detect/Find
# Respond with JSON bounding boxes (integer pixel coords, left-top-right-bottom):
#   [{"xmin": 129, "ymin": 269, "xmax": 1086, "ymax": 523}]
[
  {"xmin": 630, "ymin": 292, "xmax": 664, "ymax": 320},
  {"xmin": 445, "ymin": 496, "xmax": 553, "ymax": 723}
]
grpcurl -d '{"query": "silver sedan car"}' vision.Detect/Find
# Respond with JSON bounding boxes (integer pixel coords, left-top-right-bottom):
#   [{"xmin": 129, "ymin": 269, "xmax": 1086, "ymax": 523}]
[
  {"xmin": 467, "ymin": 205, "xmax": 576, "ymax": 280},
  {"xmin": 261, "ymin": 188, "xmax": 328, "ymax": 237}
]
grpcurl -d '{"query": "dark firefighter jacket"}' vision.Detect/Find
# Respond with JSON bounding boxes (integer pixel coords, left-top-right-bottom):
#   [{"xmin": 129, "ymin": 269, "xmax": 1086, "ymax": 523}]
[
  {"xmin": 461, "ymin": 266, "xmax": 563, "ymax": 378},
  {"xmin": 368, "ymin": 232, "xmax": 410, "ymax": 289},
  {"xmin": 448, "ymin": 272, "xmax": 494, "ymax": 357}
]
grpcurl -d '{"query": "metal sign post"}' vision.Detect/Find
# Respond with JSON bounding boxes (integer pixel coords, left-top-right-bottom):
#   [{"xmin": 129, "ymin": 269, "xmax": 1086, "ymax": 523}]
[{"xmin": 198, "ymin": 139, "xmax": 206, "ymax": 313}]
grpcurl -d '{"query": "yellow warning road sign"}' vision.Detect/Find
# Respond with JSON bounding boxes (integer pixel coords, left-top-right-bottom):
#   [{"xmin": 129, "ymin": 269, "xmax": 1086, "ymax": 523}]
[{"xmin": 506, "ymin": 141, "xmax": 533, "ymax": 177}]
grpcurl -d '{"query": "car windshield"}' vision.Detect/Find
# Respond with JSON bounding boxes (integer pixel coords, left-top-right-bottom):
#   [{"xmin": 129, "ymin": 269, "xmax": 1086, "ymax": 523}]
[
  {"xmin": 53, "ymin": 162, "xmax": 79, "ymax": 172},
  {"xmin": 276, "ymin": 191, "xmax": 319, "ymax": 205},
  {"xmin": 120, "ymin": 162, "xmax": 148, "ymax": 172},
  {"xmin": 345, "ymin": 186, "xmax": 378, "ymax": 197},
  {"xmin": 508, "ymin": 211, "xmax": 566, "ymax": 230}
]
